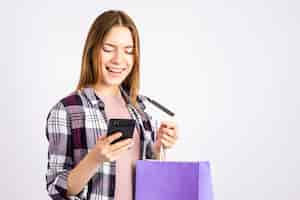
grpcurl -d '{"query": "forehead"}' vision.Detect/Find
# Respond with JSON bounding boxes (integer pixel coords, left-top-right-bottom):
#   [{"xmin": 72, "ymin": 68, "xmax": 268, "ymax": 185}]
[{"xmin": 103, "ymin": 26, "xmax": 133, "ymax": 46}]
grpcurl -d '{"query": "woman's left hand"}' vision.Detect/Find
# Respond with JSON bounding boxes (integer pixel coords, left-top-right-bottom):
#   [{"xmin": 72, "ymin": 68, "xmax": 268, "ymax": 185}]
[{"xmin": 153, "ymin": 121, "xmax": 178, "ymax": 152}]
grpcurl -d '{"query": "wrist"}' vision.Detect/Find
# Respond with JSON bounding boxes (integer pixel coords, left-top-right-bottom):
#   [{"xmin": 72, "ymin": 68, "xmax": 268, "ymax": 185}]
[
  {"xmin": 88, "ymin": 148, "xmax": 103, "ymax": 164},
  {"xmin": 152, "ymin": 142, "xmax": 163, "ymax": 160}
]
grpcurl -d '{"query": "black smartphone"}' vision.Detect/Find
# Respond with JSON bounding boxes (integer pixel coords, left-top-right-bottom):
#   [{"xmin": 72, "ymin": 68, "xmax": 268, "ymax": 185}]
[{"xmin": 106, "ymin": 118, "xmax": 136, "ymax": 144}]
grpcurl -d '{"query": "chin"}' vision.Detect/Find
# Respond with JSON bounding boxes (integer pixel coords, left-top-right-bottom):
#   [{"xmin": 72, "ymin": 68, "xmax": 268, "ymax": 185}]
[{"xmin": 105, "ymin": 79, "xmax": 124, "ymax": 87}]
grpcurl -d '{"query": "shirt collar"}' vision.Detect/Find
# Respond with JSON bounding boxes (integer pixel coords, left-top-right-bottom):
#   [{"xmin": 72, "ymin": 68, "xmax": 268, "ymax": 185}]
[{"xmin": 81, "ymin": 86, "xmax": 131, "ymax": 108}]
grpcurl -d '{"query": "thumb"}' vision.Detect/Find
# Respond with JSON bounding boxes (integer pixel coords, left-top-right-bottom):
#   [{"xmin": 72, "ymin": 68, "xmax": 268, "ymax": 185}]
[{"xmin": 96, "ymin": 135, "xmax": 106, "ymax": 141}]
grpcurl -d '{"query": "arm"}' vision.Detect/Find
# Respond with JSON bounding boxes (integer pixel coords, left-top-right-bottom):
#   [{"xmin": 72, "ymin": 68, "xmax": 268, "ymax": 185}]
[
  {"xmin": 145, "ymin": 119, "xmax": 178, "ymax": 160},
  {"xmin": 46, "ymin": 102, "xmax": 100, "ymax": 199},
  {"xmin": 46, "ymin": 102, "xmax": 133, "ymax": 199},
  {"xmin": 66, "ymin": 134, "xmax": 132, "ymax": 196},
  {"xmin": 137, "ymin": 95, "xmax": 177, "ymax": 160},
  {"xmin": 46, "ymin": 102, "xmax": 94, "ymax": 199}
]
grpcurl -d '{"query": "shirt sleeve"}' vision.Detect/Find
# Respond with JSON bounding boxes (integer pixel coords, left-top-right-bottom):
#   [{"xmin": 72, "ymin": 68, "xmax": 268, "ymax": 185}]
[{"xmin": 45, "ymin": 102, "xmax": 85, "ymax": 200}]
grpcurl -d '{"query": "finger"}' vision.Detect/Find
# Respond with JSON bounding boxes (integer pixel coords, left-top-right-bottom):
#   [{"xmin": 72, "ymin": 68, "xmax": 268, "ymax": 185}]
[
  {"xmin": 161, "ymin": 136, "xmax": 176, "ymax": 148},
  {"xmin": 106, "ymin": 132, "xmax": 123, "ymax": 144},
  {"xmin": 161, "ymin": 138, "xmax": 173, "ymax": 148},
  {"xmin": 95, "ymin": 135, "xmax": 109, "ymax": 148},
  {"xmin": 110, "ymin": 138, "xmax": 133, "ymax": 151},
  {"xmin": 162, "ymin": 133, "xmax": 177, "ymax": 144},
  {"xmin": 164, "ymin": 127, "xmax": 179, "ymax": 139},
  {"xmin": 96, "ymin": 135, "xmax": 106, "ymax": 141},
  {"xmin": 160, "ymin": 121, "xmax": 176, "ymax": 129},
  {"xmin": 161, "ymin": 127, "xmax": 176, "ymax": 137},
  {"xmin": 110, "ymin": 142, "xmax": 134, "ymax": 159}
]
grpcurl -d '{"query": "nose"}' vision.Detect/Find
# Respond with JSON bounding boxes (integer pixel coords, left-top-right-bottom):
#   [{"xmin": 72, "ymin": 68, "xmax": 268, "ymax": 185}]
[{"xmin": 111, "ymin": 49, "xmax": 124, "ymax": 64}]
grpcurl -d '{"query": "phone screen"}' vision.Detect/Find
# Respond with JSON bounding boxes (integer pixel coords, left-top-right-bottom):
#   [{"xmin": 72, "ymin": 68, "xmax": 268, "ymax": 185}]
[{"xmin": 106, "ymin": 118, "xmax": 136, "ymax": 144}]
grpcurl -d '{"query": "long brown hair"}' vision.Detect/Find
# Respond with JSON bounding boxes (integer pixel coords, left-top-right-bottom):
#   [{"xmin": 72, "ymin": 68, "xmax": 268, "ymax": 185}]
[{"xmin": 77, "ymin": 10, "xmax": 141, "ymax": 106}]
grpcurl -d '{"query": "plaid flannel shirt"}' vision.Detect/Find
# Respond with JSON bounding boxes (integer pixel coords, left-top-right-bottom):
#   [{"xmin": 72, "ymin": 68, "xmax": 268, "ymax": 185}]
[{"xmin": 45, "ymin": 87, "xmax": 157, "ymax": 200}]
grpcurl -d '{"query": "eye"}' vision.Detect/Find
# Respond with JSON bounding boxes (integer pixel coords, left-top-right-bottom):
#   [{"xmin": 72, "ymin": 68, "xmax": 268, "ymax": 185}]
[
  {"xmin": 125, "ymin": 48, "xmax": 134, "ymax": 55},
  {"xmin": 102, "ymin": 45, "xmax": 114, "ymax": 53}
]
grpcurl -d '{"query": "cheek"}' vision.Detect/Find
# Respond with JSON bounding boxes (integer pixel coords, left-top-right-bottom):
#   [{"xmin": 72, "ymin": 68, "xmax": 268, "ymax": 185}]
[
  {"xmin": 126, "ymin": 55, "xmax": 134, "ymax": 67},
  {"xmin": 100, "ymin": 53, "xmax": 111, "ymax": 65}
]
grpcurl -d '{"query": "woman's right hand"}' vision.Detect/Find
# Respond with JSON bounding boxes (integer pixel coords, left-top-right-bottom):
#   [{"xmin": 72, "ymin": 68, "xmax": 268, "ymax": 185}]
[{"xmin": 90, "ymin": 132, "xmax": 133, "ymax": 163}]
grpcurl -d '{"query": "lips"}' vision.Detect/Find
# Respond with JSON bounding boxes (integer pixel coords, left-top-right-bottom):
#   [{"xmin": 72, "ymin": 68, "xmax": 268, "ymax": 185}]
[{"xmin": 106, "ymin": 66, "xmax": 126, "ymax": 74}]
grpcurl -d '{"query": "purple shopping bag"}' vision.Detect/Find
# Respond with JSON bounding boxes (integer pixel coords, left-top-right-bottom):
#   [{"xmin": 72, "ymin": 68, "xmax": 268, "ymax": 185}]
[{"xmin": 135, "ymin": 160, "xmax": 213, "ymax": 200}]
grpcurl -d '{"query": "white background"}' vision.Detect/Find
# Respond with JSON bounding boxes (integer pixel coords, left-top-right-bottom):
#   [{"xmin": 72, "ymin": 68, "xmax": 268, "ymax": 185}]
[{"xmin": 2, "ymin": 0, "xmax": 300, "ymax": 199}]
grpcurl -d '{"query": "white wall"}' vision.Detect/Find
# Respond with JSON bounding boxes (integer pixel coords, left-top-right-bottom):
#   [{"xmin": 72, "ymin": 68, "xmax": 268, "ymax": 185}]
[{"xmin": 2, "ymin": 0, "xmax": 299, "ymax": 199}]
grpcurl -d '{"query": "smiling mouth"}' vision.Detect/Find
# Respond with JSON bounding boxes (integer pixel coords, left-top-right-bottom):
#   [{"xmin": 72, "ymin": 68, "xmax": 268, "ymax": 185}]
[{"xmin": 106, "ymin": 66, "xmax": 126, "ymax": 73}]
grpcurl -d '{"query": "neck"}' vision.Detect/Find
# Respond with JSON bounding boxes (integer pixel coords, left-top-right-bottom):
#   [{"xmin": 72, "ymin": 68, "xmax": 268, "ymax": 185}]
[{"xmin": 93, "ymin": 84, "xmax": 121, "ymax": 97}]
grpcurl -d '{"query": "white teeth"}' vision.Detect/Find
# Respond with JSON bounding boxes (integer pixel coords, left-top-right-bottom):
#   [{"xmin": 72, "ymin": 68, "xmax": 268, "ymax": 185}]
[{"xmin": 106, "ymin": 66, "xmax": 125, "ymax": 73}]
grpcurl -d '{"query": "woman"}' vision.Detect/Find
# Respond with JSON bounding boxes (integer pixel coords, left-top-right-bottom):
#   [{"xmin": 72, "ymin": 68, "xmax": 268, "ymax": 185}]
[{"xmin": 46, "ymin": 10, "xmax": 178, "ymax": 200}]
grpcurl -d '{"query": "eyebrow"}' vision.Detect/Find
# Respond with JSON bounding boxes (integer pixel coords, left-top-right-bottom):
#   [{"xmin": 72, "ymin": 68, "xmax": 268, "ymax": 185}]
[{"xmin": 103, "ymin": 42, "xmax": 133, "ymax": 49}]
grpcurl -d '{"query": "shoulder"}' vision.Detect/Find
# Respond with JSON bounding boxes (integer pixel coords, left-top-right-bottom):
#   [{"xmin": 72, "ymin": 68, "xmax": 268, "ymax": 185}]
[
  {"xmin": 59, "ymin": 90, "xmax": 84, "ymax": 107},
  {"xmin": 46, "ymin": 90, "xmax": 85, "ymax": 120}
]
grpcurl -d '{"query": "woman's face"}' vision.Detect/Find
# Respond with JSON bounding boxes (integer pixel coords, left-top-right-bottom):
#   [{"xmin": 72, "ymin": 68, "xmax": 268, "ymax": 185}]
[{"xmin": 98, "ymin": 26, "xmax": 134, "ymax": 89}]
